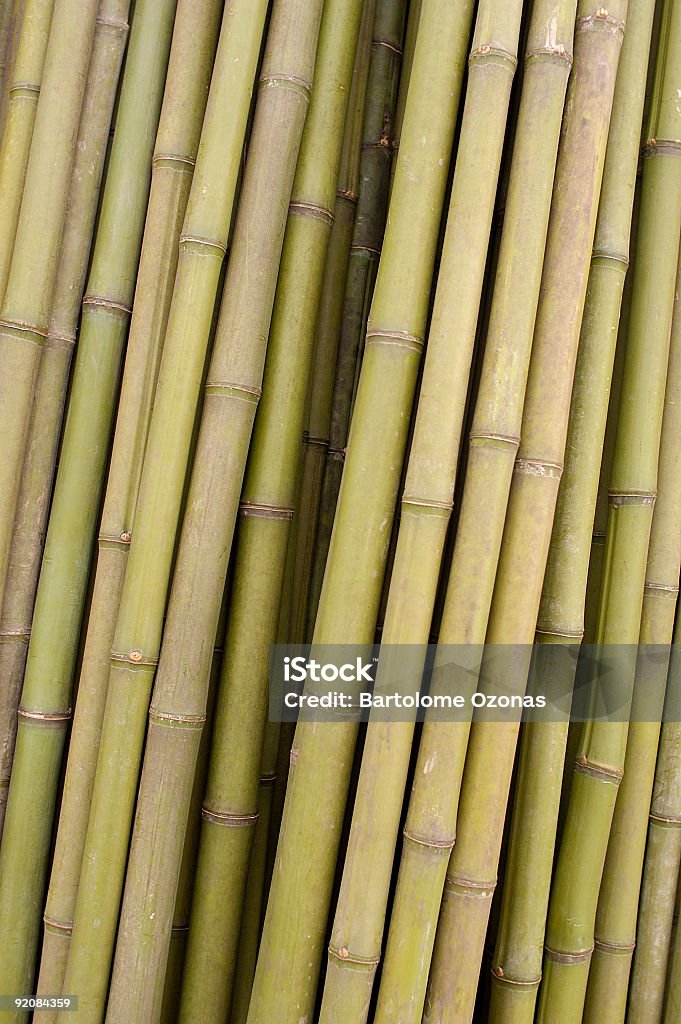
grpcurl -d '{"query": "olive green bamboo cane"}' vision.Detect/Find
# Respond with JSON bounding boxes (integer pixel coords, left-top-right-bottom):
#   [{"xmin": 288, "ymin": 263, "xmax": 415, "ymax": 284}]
[
  {"xmin": 537, "ymin": 6, "xmax": 681, "ymax": 1020},
  {"xmin": 0, "ymin": 0, "xmax": 130, "ymax": 842},
  {"xmin": 0, "ymin": 0, "xmax": 99, "ymax": 617},
  {"xmin": 664, "ymin": 865, "xmax": 681, "ymax": 1022},
  {"xmin": 0, "ymin": 0, "xmax": 54, "ymax": 307},
  {"xmin": 165, "ymin": 6, "xmax": 365, "ymax": 1020},
  {"xmin": 58, "ymin": 5, "xmax": 268, "ymax": 1020},
  {"xmin": 0, "ymin": 0, "xmax": 14, "ymax": 97},
  {"xmin": 350, "ymin": 3, "xmax": 574, "ymax": 1021},
  {"xmin": 0, "ymin": 0, "xmax": 24, "ymax": 136},
  {"xmin": 316, "ymin": 3, "xmax": 523, "ymax": 1022},
  {"xmin": 246, "ymin": 4, "xmax": 475, "ymax": 1022},
  {"xmin": 389, "ymin": 0, "xmax": 419, "ymax": 182},
  {"xmin": 489, "ymin": 5, "xmax": 655, "ymax": 1021},
  {"xmin": 306, "ymin": 0, "xmax": 404, "ymax": 637},
  {"xmin": 31, "ymin": 0, "xmax": 220, "ymax": 1010},
  {"xmin": 422, "ymin": 7, "xmax": 627, "ymax": 1024},
  {"xmin": 629, "ymin": 655, "xmax": 681, "ymax": 1022},
  {"xmin": 0, "ymin": 0, "xmax": 174, "ymax": 1009}
]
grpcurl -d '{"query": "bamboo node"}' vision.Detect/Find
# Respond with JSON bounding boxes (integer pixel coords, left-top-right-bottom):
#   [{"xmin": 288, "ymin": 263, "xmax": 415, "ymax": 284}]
[
  {"xmin": 82, "ymin": 295, "xmax": 132, "ymax": 315},
  {"xmin": 153, "ymin": 152, "xmax": 197, "ymax": 171},
  {"xmin": 238, "ymin": 502, "xmax": 294, "ymax": 521},
  {"xmin": 289, "ymin": 200, "xmax": 335, "ymax": 227},
  {"xmin": 491, "ymin": 966, "xmax": 541, "ymax": 987},
  {"xmin": 469, "ymin": 45, "xmax": 518, "ymax": 70},
  {"xmin": 337, "ymin": 188, "xmax": 358, "ymax": 204},
  {"xmin": 365, "ymin": 329, "xmax": 424, "ymax": 354},
  {"xmin": 350, "ymin": 244, "xmax": 380, "ymax": 258},
  {"xmin": 608, "ymin": 490, "xmax": 656, "ymax": 507},
  {"xmin": 372, "ymin": 37, "xmax": 403, "ymax": 56},
  {"xmin": 179, "ymin": 234, "xmax": 227, "ymax": 256},
  {"xmin": 258, "ymin": 72, "xmax": 312, "ymax": 100},
  {"xmin": 649, "ymin": 811, "xmax": 681, "ymax": 826},
  {"xmin": 594, "ymin": 937, "xmax": 635, "ymax": 955},
  {"xmin": 10, "ymin": 81, "xmax": 40, "ymax": 95},
  {"xmin": 644, "ymin": 582, "xmax": 679, "ymax": 597},
  {"xmin": 43, "ymin": 914, "xmax": 73, "ymax": 934},
  {"xmin": 514, "ymin": 458, "xmax": 562, "ymax": 479},
  {"xmin": 18, "ymin": 707, "xmax": 71, "ymax": 723},
  {"xmin": 95, "ymin": 15, "xmax": 129, "ymax": 33},
  {"xmin": 402, "ymin": 828, "xmax": 455, "ymax": 850},
  {"xmin": 400, "ymin": 496, "xmax": 452, "ymax": 518},
  {"xmin": 643, "ymin": 138, "xmax": 681, "ymax": 159},
  {"xmin": 304, "ymin": 434, "xmax": 329, "ymax": 449},
  {"xmin": 577, "ymin": 10, "xmax": 625, "ymax": 35},
  {"xmin": 328, "ymin": 944, "xmax": 381, "ymax": 966},
  {"xmin": 148, "ymin": 708, "xmax": 206, "ymax": 727},
  {"xmin": 591, "ymin": 248, "xmax": 629, "ymax": 268},
  {"xmin": 0, "ymin": 628, "xmax": 31, "ymax": 640},
  {"xmin": 129, "ymin": 649, "xmax": 143, "ymax": 663},
  {"xmin": 46, "ymin": 327, "xmax": 77, "ymax": 349},
  {"xmin": 260, "ymin": 771, "xmax": 277, "ymax": 786},
  {"xmin": 0, "ymin": 318, "xmax": 48, "ymax": 341},
  {"xmin": 574, "ymin": 757, "xmax": 623, "ymax": 784},
  {"xmin": 445, "ymin": 873, "xmax": 496, "ymax": 899},
  {"xmin": 204, "ymin": 380, "xmax": 262, "ymax": 404},
  {"xmin": 544, "ymin": 944, "xmax": 593, "ymax": 965},
  {"xmin": 535, "ymin": 626, "xmax": 583, "ymax": 640},
  {"xmin": 120, "ymin": 531, "xmax": 131, "ymax": 543},
  {"xmin": 468, "ymin": 431, "xmax": 520, "ymax": 450},
  {"xmin": 525, "ymin": 45, "xmax": 573, "ymax": 68},
  {"xmin": 201, "ymin": 807, "xmax": 259, "ymax": 828}
]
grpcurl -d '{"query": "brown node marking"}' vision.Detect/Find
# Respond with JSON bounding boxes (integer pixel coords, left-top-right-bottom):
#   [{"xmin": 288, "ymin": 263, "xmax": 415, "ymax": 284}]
[
  {"xmin": 402, "ymin": 828, "xmax": 455, "ymax": 851},
  {"xmin": 544, "ymin": 944, "xmax": 593, "ymax": 965},
  {"xmin": 328, "ymin": 944, "xmax": 380, "ymax": 966},
  {"xmin": 372, "ymin": 37, "xmax": 402, "ymax": 55},
  {"xmin": 365, "ymin": 329, "xmax": 424, "ymax": 354},
  {"xmin": 337, "ymin": 188, "xmax": 358, "ymax": 205},
  {"xmin": 18, "ymin": 707, "xmax": 71, "ymax": 723},
  {"xmin": 204, "ymin": 380, "xmax": 262, "ymax": 402},
  {"xmin": 0, "ymin": 627, "xmax": 31, "ymax": 639},
  {"xmin": 594, "ymin": 937, "xmax": 635, "ymax": 954},
  {"xmin": 400, "ymin": 496, "xmax": 453, "ymax": 516},
  {"xmin": 110, "ymin": 648, "xmax": 159, "ymax": 668},
  {"xmin": 201, "ymin": 807, "xmax": 259, "ymax": 827},
  {"xmin": 238, "ymin": 502, "xmax": 294, "ymax": 521},
  {"xmin": 179, "ymin": 234, "xmax": 227, "ymax": 256},
  {"xmin": 46, "ymin": 328, "xmax": 77, "ymax": 349},
  {"xmin": 514, "ymin": 458, "xmax": 563, "ymax": 479},
  {"xmin": 650, "ymin": 811, "xmax": 681, "ymax": 826},
  {"xmin": 82, "ymin": 295, "xmax": 132, "ymax": 315},
  {"xmin": 149, "ymin": 708, "xmax": 206, "ymax": 727},
  {"xmin": 445, "ymin": 872, "xmax": 497, "ymax": 898},
  {"xmin": 153, "ymin": 152, "xmax": 196, "ymax": 170},
  {"xmin": 0, "ymin": 317, "xmax": 47, "ymax": 339},
  {"xmin": 574, "ymin": 756, "xmax": 623, "ymax": 784},
  {"xmin": 526, "ymin": 45, "xmax": 572, "ymax": 67},
  {"xmin": 96, "ymin": 14, "xmax": 129, "ymax": 32},
  {"xmin": 491, "ymin": 966, "xmax": 541, "ymax": 987},
  {"xmin": 350, "ymin": 244, "xmax": 380, "ymax": 257},
  {"xmin": 305, "ymin": 435, "xmax": 329, "ymax": 449},
  {"xmin": 609, "ymin": 490, "xmax": 656, "ymax": 507},
  {"xmin": 10, "ymin": 81, "xmax": 40, "ymax": 95},
  {"xmin": 289, "ymin": 200, "xmax": 335, "ymax": 227},
  {"xmin": 43, "ymin": 914, "xmax": 73, "ymax": 934},
  {"xmin": 534, "ymin": 626, "xmax": 584, "ymax": 641}
]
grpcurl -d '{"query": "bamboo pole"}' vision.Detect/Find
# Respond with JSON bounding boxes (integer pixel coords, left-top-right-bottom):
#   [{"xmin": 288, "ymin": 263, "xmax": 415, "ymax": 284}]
[
  {"xmin": 537, "ymin": 5, "xmax": 681, "ymax": 1020},
  {"xmin": 664, "ymin": 872, "xmax": 681, "ymax": 1023},
  {"xmin": 31, "ymin": 0, "xmax": 221, "ymax": 1009},
  {"xmin": 489, "ymin": 4, "xmax": 655, "ymax": 1021},
  {"xmin": 0, "ymin": 0, "xmax": 14, "ymax": 97},
  {"xmin": 422, "ymin": 6, "xmax": 627, "ymax": 1023},
  {"xmin": 316, "ymin": 3, "xmax": 523, "ymax": 1022},
  {"xmin": 0, "ymin": 0, "xmax": 176, "ymax": 1009},
  {"xmin": 0, "ymin": 0, "xmax": 131, "ymax": 841},
  {"xmin": 0, "ymin": 0, "xmax": 100, "ymax": 614},
  {"xmin": 58, "ymin": 4, "xmax": 270, "ymax": 1020},
  {"xmin": 245, "ymin": 3, "xmax": 475, "ymax": 1022}
]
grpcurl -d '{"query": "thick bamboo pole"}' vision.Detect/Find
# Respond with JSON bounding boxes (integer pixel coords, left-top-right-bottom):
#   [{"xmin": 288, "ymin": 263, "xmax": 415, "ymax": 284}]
[
  {"xmin": 58, "ymin": 4, "xmax": 269, "ymax": 1021},
  {"xmin": 0, "ymin": 0, "xmax": 130, "ymax": 841},
  {"xmin": 316, "ymin": 4, "xmax": 523, "ymax": 1023},
  {"xmin": 537, "ymin": 5, "xmax": 681, "ymax": 1020},
  {"xmin": 306, "ymin": 0, "xmax": 405, "ymax": 637},
  {"xmin": 32, "ymin": 0, "xmax": 221, "ymax": 1010},
  {"xmin": 489, "ymin": 5, "xmax": 656, "ymax": 1021},
  {"xmin": 0, "ymin": 0, "xmax": 100, "ymax": 613},
  {"xmin": 423, "ymin": 6, "xmax": 627, "ymax": 1024},
  {"xmin": 245, "ymin": 4, "xmax": 475, "ymax": 1022},
  {"xmin": 0, "ymin": 0, "xmax": 176, "ymax": 1010},
  {"xmin": 0, "ymin": 0, "xmax": 54, "ymax": 306}
]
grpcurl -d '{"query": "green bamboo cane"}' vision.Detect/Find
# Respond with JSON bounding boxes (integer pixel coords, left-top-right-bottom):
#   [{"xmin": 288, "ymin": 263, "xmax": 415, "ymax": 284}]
[
  {"xmin": 389, "ymin": 0, "xmax": 420, "ymax": 184},
  {"xmin": 245, "ymin": 4, "xmax": 475, "ymax": 1022},
  {"xmin": 583, "ymin": 259, "xmax": 681, "ymax": 1024},
  {"xmin": 31, "ymin": 0, "xmax": 221, "ymax": 1009},
  {"xmin": 628, "ymin": 660, "xmax": 681, "ymax": 1022},
  {"xmin": 664, "ymin": 865, "xmax": 681, "ymax": 1022},
  {"xmin": 306, "ymin": 0, "xmax": 405, "ymax": 638},
  {"xmin": 0, "ymin": 0, "xmax": 23, "ymax": 136},
  {"xmin": 489, "ymin": 5, "xmax": 655, "ymax": 1021},
  {"xmin": 58, "ymin": 4, "xmax": 269, "ymax": 1020},
  {"xmin": 0, "ymin": 0, "xmax": 100, "ymax": 614},
  {"xmin": 0, "ymin": 0, "xmax": 175, "ymax": 1008},
  {"xmin": 355, "ymin": 3, "xmax": 575, "ymax": 1021},
  {"xmin": 0, "ymin": 0, "xmax": 54, "ymax": 307},
  {"xmin": 316, "ymin": 4, "xmax": 523, "ymax": 1022},
  {"xmin": 0, "ymin": 0, "xmax": 130, "ymax": 842},
  {"xmin": 0, "ymin": 0, "xmax": 14, "ymax": 97},
  {"xmin": 422, "ymin": 7, "xmax": 627, "ymax": 1024},
  {"xmin": 537, "ymin": 5, "xmax": 681, "ymax": 1020}
]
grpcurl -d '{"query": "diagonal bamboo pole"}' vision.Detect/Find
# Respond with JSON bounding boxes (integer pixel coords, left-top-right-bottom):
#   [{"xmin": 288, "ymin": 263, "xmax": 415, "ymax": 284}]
[
  {"xmin": 245, "ymin": 3, "xmax": 476, "ymax": 1022},
  {"xmin": 57, "ymin": 4, "xmax": 270, "ymax": 1021},
  {"xmin": 537, "ymin": 5, "xmax": 681, "ymax": 1020},
  {"xmin": 316, "ymin": 3, "xmax": 524, "ymax": 1022},
  {"xmin": 31, "ymin": 0, "xmax": 222, "ymax": 1010},
  {"xmin": 489, "ymin": 4, "xmax": 656, "ymax": 1021}
]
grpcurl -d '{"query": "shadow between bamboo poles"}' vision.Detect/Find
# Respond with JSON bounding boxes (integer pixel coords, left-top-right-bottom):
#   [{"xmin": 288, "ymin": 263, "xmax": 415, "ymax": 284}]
[
  {"xmin": 536, "ymin": 6, "xmax": 681, "ymax": 1021},
  {"xmin": 420, "ymin": 6, "xmax": 627, "ymax": 1024},
  {"xmin": 244, "ymin": 4, "xmax": 473, "ymax": 1023},
  {"xmin": 0, "ymin": 0, "xmax": 99, "ymax": 635},
  {"xmin": 0, "ymin": 0, "xmax": 130, "ymax": 844},
  {"xmin": 488, "ymin": 4, "xmax": 656, "ymax": 1021},
  {"xmin": 315, "ymin": 3, "xmax": 523, "ymax": 1022},
  {"xmin": 55, "ymin": 4, "xmax": 269, "ymax": 1021},
  {"xmin": 30, "ymin": 0, "xmax": 221, "ymax": 1012}
]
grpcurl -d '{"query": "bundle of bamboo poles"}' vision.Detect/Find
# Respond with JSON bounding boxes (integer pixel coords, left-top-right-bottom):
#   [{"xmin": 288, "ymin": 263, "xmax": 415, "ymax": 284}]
[{"xmin": 2, "ymin": 1, "xmax": 681, "ymax": 1022}]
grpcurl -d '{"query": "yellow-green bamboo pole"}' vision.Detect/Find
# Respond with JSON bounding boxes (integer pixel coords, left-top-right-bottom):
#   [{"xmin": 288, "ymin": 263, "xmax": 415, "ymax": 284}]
[
  {"xmin": 0, "ymin": 0, "xmax": 24, "ymax": 136},
  {"xmin": 31, "ymin": 0, "xmax": 221, "ymax": 1010},
  {"xmin": 489, "ymin": 4, "xmax": 656, "ymax": 1021},
  {"xmin": 58, "ymin": 4, "xmax": 269, "ymax": 1020},
  {"xmin": 245, "ymin": 4, "xmax": 475, "ymax": 1022},
  {"xmin": 537, "ymin": 5, "xmax": 681, "ymax": 1020},
  {"xmin": 0, "ymin": 0, "xmax": 14, "ymax": 97},
  {"xmin": 316, "ymin": 3, "xmax": 523, "ymax": 1022},
  {"xmin": 423, "ymin": 6, "xmax": 627, "ymax": 1024},
  {"xmin": 663, "ymin": 865, "xmax": 681, "ymax": 1022},
  {"xmin": 0, "ymin": 0, "xmax": 99, "ymax": 620}
]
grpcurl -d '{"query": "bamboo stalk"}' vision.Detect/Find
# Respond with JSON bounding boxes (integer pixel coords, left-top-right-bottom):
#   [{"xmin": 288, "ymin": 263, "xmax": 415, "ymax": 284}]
[
  {"xmin": 316, "ymin": 3, "xmax": 523, "ymax": 1022},
  {"xmin": 0, "ymin": 0, "xmax": 101, "ymax": 615},
  {"xmin": 664, "ymin": 869, "xmax": 681, "ymax": 1022},
  {"xmin": 245, "ymin": 3, "xmax": 475, "ymax": 1021},
  {"xmin": 58, "ymin": 4, "xmax": 270, "ymax": 1020},
  {"xmin": 0, "ymin": 0, "xmax": 24, "ymax": 136},
  {"xmin": 0, "ymin": 0, "xmax": 14, "ymax": 98},
  {"xmin": 422, "ymin": 6, "xmax": 627, "ymax": 1023},
  {"xmin": 537, "ymin": 4, "xmax": 681, "ymax": 1020},
  {"xmin": 389, "ymin": 0, "xmax": 420, "ymax": 183},
  {"xmin": 0, "ymin": 0, "xmax": 175, "ymax": 1009},
  {"xmin": 31, "ymin": 0, "xmax": 221, "ymax": 1009},
  {"xmin": 489, "ymin": 5, "xmax": 655, "ymax": 1021}
]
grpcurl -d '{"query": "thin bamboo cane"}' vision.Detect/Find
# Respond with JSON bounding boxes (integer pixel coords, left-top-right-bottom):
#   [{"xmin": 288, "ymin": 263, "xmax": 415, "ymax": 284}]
[
  {"xmin": 0, "ymin": 0, "xmax": 14, "ymax": 97},
  {"xmin": 0, "ymin": 0, "xmax": 99, "ymax": 616},
  {"xmin": 245, "ymin": 4, "xmax": 475, "ymax": 1022},
  {"xmin": 0, "ymin": 0, "xmax": 54, "ymax": 307},
  {"xmin": 423, "ymin": 6, "xmax": 627, "ymax": 1024},
  {"xmin": 316, "ymin": 3, "xmax": 523, "ymax": 1022},
  {"xmin": 358, "ymin": 3, "xmax": 575, "ymax": 1021},
  {"xmin": 0, "ymin": 0, "xmax": 175, "ymax": 1009},
  {"xmin": 58, "ymin": 5, "xmax": 269, "ymax": 1020},
  {"xmin": 0, "ymin": 0, "xmax": 130, "ymax": 842},
  {"xmin": 306, "ymin": 0, "xmax": 405, "ymax": 638},
  {"xmin": 537, "ymin": 5, "xmax": 681, "ymax": 1020},
  {"xmin": 389, "ymin": 0, "xmax": 420, "ymax": 185},
  {"xmin": 31, "ymin": 0, "xmax": 221, "ymax": 1009},
  {"xmin": 664, "ymin": 865, "xmax": 681, "ymax": 1022},
  {"xmin": 0, "ymin": 0, "xmax": 24, "ymax": 136},
  {"xmin": 489, "ymin": 5, "xmax": 655, "ymax": 1021}
]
